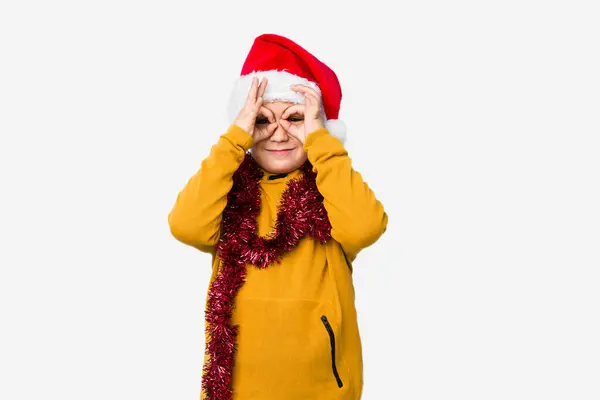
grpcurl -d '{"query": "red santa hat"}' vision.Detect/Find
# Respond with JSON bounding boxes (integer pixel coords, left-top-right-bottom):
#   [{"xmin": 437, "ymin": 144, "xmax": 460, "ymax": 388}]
[{"xmin": 227, "ymin": 33, "xmax": 347, "ymax": 143}]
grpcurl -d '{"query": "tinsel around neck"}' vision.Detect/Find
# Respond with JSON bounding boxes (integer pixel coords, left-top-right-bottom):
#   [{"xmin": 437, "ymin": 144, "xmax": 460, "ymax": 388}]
[{"xmin": 200, "ymin": 152, "xmax": 332, "ymax": 399}]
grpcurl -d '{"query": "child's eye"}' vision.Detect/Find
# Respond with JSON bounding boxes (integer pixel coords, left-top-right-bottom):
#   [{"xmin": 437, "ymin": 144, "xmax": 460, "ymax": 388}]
[
  {"xmin": 255, "ymin": 118, "xmax": 269, "ymax": 125},
  {"xmin": 288, "ymin": 116, "xmax": 304, "ymax": 122}
]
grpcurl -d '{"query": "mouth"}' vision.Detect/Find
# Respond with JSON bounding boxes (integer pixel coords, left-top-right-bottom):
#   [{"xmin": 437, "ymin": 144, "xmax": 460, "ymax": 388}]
[{"xmin": 266, "ymin": 149, "xmax": 294, "ymax": 155}]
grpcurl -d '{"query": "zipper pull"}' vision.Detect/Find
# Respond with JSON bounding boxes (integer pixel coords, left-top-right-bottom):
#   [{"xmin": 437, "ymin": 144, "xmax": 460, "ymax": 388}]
[{"xmin": 268, "ymin": 173, "xmax": 288, "ymax": 180}]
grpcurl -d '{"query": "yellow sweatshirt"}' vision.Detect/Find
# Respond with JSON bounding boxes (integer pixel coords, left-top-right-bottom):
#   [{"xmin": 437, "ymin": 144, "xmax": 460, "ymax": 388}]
[{"xmin": 168, "ymin": 124, "xmax": 388, "ymax": 399}]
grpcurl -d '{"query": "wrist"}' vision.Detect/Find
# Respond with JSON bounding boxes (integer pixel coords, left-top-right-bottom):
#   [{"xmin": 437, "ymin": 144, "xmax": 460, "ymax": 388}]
[
  {"xmin": 304, "ymin": 118, "xmax": 325, "ymax": 137},
  {"xmin": 227, "ymin": 124, "xmax": 254, "ymax": 150},
  {"xmin": 302, "ymin": 127, "xmax": 330, "ymax": 151},
  {"xmin": 233, "ymin": 122, "xmax": 251, "ymax": 135}
]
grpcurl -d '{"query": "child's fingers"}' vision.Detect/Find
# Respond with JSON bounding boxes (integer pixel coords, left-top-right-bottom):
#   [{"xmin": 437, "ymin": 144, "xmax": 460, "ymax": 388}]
[
  {"xmin": 255, "ymin": 96, "xmax": 263, "ymax": 112},
  {"xmin": 281, "ymin": 104, "xmax": 305, "ymax": 120},
  {"xmin": 245, "ymin": 76, "xmax": 259, "ymax": 106},
  {"xmin": 291, "ymin": 84, "xmax": 321, "ymax": 101},
  {"xmin": 305, "ymin": 92, "xmax": 321, "ymax": 107},
  {"xmin": 279, "ymin": 119, "xmax": 298, "ymax": 136},
  {"xmin": 304, "ymin": 93, "xmax": 314, "ymax": 108},
  {"xmin": 257, "ymin": 77, "xmax": 268, "ymax": 101},
  {"xmin": 291, "ymin": 86, "xmax": 321, "ymax": 114},
  {"xmin": 258, "ymin": 105, "xmax": 275, "ymax": 123}
]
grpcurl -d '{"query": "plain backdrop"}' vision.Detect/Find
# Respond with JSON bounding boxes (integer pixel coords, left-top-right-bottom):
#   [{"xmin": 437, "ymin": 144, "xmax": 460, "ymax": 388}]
[{"xmin": 1, "ymin": 1, "xmax": 599, "ymax": 399}]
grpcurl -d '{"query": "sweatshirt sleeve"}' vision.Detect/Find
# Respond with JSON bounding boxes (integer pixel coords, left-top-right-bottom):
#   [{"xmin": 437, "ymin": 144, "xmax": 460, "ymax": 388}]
[
  {"xmin": 168, "ymin": 124, "xmax": 254, "ymax": 253},
  {"xmin": 303, "ymin": 128, "xmax": 388, "ymax": 262}
]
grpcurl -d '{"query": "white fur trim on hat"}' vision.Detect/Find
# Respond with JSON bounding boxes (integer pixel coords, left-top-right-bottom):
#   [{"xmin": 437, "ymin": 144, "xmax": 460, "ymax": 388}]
[
  {"xmin": 227, "ymin": 70, "xmax": 346, "ymax": 143},
  {"xmin": 325, "ymin": 119, "xmax": 347, "ymax": 143}
]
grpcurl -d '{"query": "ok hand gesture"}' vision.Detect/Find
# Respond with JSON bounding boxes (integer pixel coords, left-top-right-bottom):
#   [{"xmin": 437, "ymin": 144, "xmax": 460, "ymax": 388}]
[
  {"xmin": 279, "ymin": 84, "xmax": 326, "ymax": 144},
  {"xmin": 233, "ymin": 76, "xmax": 275, "ymax": 140}
]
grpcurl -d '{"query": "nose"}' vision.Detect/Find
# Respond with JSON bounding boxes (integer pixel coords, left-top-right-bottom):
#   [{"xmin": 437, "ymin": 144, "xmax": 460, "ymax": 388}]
[{"xmin": 270, "ymin": 120, "xmax": 290, "ymax": 141}]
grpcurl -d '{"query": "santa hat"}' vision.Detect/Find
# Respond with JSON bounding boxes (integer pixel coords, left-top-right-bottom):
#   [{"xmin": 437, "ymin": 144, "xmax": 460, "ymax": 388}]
[{"xmin": 227, "ymin": 33, "xmax": 346, "ymax": 143}]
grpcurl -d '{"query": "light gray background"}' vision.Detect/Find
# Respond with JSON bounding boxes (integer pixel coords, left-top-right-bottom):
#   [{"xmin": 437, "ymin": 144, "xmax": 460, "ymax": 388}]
[{"xmin": 1, "ymin": 1, "xmax": 599, "ymax": 399}]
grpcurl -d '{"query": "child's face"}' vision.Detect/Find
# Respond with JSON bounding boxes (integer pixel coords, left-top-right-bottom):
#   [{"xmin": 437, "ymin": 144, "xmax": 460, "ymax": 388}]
[{"xmin": 251, "ymin": 101, "xmax": 308, "ymax": 174}]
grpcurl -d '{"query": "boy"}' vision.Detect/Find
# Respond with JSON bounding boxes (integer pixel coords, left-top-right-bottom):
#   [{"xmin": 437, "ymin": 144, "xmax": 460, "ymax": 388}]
[{"xmin": 168, "ymin": 33, "xmax": 388, "ymax": 400}]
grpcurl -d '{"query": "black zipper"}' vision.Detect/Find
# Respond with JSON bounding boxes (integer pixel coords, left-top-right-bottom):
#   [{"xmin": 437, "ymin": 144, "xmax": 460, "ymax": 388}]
[
  {"xmin": 321, "ymin": 315, "xmax": 344, "ymax": 388},
  {"xmin": 267, "ymin": 172, "xmax": 288, "ymax": 180}
]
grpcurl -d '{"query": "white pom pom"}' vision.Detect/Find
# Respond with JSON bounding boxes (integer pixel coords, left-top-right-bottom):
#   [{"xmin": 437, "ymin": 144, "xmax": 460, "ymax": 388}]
[{"xmin": 325, "ymin": 119, "xmax": 347, "ymax": 144}]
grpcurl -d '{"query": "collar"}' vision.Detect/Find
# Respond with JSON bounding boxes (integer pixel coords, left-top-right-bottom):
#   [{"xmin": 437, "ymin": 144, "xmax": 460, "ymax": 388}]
[{"xmin": 260, "ymin": 168, "xmax": 304, "ymax": 184}]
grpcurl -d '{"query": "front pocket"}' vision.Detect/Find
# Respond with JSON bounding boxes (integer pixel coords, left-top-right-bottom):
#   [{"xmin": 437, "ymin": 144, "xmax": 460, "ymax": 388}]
[
  {"xmin": 321, "ymin": 315, "xmax": 344, "ymax": 388},
  {"xmin": 230, "ymin": 298, "xmax": 340, "ymax": 397}
]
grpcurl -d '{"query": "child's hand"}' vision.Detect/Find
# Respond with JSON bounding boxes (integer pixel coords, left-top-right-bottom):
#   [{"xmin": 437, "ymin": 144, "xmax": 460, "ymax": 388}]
[
  {"xmin": 234, "ymin": 76, "xmax": 275, "ymax": 140},
  {"xmin": 279, "ymin": 84, "xmax": 326, "ymax": 144}
]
